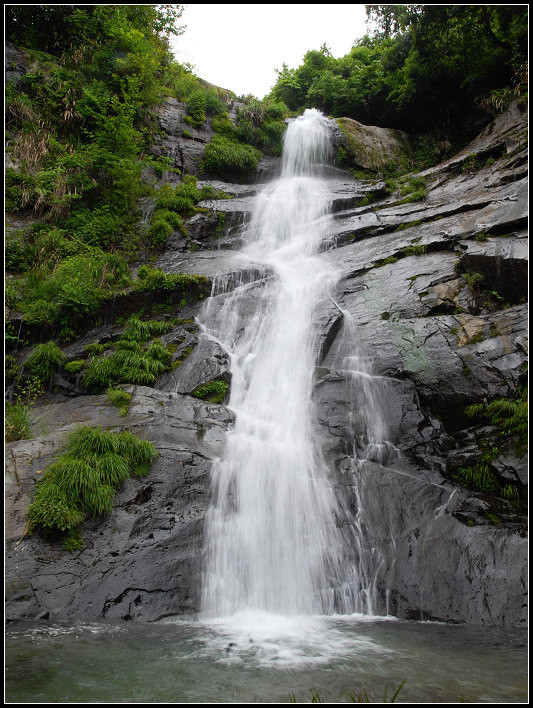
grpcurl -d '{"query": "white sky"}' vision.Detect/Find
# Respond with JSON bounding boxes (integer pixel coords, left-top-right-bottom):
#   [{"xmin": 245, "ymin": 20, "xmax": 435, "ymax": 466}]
[{"xmin": 171, "ymin": 4, "xmax": 369, "ymax": 99}]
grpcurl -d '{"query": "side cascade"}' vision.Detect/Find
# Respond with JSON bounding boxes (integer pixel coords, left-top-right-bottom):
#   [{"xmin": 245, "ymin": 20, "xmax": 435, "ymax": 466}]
[{"xmin": 199, "ymin": 108, "xmax": 392, "ymax": 620}]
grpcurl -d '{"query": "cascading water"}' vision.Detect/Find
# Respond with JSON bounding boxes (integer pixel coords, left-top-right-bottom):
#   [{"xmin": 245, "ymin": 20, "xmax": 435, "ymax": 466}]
[
  {"xmin": 200, "ymin": 109, "xmax": 347, "ymax": 619},
  {"xmin": 199, "ymin": 109, "xmax": 391, "ymax": 628}
]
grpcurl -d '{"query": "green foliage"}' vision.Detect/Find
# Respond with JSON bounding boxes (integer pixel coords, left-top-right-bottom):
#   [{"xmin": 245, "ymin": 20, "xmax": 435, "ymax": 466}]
[
  {"xmin": 453, "ymin": 448, "xmax": 500, "ymax": 494},
  {"xmin": 289, "ymin": 679, "xmax": 405, "ymax": 703},
  {"xmin": 465, "ymin": 394, "xmax": 527, "ymax": 446},
  {"xmin": 452, "ymin": 380, "xmax": 527, "ymax": 506},
  {"xmin": 5, "ymin": 5, "xmax": 190, "ymax": 348},
  {"xmin": 64, "ymin": 360, "xmax": 85, "ymax": 374},
  {"xmin": 81, "ymin": 316, "xmax": 175, "ymax": 392},
  {"xmin": 375, "ymin": 256, "xmax": 398, "ymax": 268},
  {"xmin": 202, "ymin": 135, "xmax": 263, "ymax": 180},
  {"xmin": 404, "ymin": 244, "xmax": 427, "ymax": 256},
  {"xmin": 5, "ymin": 401, "xmax": 33, "ymax": 443},
  {"xmin": 19, "ymin": 252, "xmax": 131, "ymax": 336},
  {"xmin": 27, "ymin": 425, "xmax": 159, "ymax": 540},
  {"xmin": 134, "ymin": 265, "xmax": 210, "ymax": 302},
  {"xmin": 145, "ymin": 176, "xmax": 229, "ymax": 249},
  {"xmin": 106, "ymin": 387, "xmax": 133, "ymax": 417},
  {"xmin": 24, "ymin": 342, "xmax": 66, "ymax": 385},
  {"xmin": 186, "ymin": 89, "xmax": 208, "ymax": 127},
  {"xmin": 269, "ymin": 6, "xmax": 527, "ymax": 140},
  {"xmin": 397, "ymin": 177, "xmax": 427, "ymax": 203},
  {"xmin": 192, "ymin": 379, "xmax": 229, "ymax": 404}
]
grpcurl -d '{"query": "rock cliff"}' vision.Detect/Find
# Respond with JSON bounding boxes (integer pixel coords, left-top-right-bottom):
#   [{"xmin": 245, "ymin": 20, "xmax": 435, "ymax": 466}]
[{"xmin": 5, "ymin": 97, "xmax": 527, "ymax": 627}]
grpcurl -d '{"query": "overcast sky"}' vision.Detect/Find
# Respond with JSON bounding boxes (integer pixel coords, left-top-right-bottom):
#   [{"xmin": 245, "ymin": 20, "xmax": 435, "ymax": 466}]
[{"xmin": 171, "ymin": 4, "xmax": 369, "ymax": 98}]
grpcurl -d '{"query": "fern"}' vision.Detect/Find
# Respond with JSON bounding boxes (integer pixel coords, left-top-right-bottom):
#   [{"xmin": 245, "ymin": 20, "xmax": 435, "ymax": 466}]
[
  {"xmin": 81, "ymin": 319, "xmax": 175, "ymax": 391},
  {"xmin": 466, "ymin": 393, "xmax": 527, "ymax": 445}
]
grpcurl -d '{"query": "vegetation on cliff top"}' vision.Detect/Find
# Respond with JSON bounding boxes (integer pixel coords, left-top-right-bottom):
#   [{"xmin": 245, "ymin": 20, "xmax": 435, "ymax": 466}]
[{"xmin": 269, "ymin": 5, "xmax": 527, "ymax": 139}]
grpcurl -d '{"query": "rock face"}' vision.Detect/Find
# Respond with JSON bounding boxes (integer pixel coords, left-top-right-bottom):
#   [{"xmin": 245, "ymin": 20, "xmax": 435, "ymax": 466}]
[{"xmin": 5, "ymin": 99, "xmax": 528, "ymax": 627}]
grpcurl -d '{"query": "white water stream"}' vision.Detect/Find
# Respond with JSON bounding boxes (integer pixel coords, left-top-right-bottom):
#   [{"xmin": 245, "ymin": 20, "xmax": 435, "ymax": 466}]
[{"xmin": 200, "ymin": 109, "xmax": 368, "ymax": 622}]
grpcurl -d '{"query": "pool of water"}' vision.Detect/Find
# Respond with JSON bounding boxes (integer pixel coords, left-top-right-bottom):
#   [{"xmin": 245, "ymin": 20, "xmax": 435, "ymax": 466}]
[{"xmin": 5, "ymin": 612, "xmax": 528, "ymax": 703}]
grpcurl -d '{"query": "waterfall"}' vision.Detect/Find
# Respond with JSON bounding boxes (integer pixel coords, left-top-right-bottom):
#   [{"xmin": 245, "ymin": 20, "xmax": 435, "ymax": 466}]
[{"xmin": 200, "ymin": 109, "xmax": 374, "ymax": 620}]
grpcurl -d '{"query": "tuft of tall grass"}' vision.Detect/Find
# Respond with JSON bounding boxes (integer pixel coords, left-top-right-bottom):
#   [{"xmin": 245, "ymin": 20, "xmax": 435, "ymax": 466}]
[
  {"xmin": 5, "ymin": 401, "xmax": 33, "ymax": 442},
  {"xmin": 24, "ymin": 341, "xmax": 66, "ymax": 385},
  {"xmin": 27, "ymin": 426, "xmax": 159, "ymax": 543}
]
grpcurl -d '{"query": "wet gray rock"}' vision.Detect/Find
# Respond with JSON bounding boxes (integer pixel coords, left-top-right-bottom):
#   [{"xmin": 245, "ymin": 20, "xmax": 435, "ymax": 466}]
[
  {"xmin": 5, "ymin": 100, "xmax": 528, "ymax": 628},
  {"xmin": 5, "ymin": 386, "xmax": 234, "ymax": 622}
]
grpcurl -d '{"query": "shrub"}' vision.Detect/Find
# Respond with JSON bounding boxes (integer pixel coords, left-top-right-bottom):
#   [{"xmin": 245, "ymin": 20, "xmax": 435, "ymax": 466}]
[
  {"xmin": 202, "ymin": 135, "xmax": 262, "ymax": 180},
  {"xmin": 27, "ymin": 426, "xmax": 159, "ymax": 543},
  {"xmin": 134, "ymin": 265, "xmax": 210, "ymax": 301},
  {"xmin": 19, "ymin": 252, "xmax": 131, "ymax": 334},
  {"xmin": 186, "ymin": 89, "xmax": 207, "ymax": 127},
  {"xmin": 24, "ymin": 341, "xmax": 66, "ymax": 385}
]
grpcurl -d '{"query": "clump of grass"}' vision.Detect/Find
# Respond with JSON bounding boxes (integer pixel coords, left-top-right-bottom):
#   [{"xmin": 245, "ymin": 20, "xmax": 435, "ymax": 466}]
[
  {"xmin": 289, "ymin": 679, "xmax": 405, "ymax": 703},
  {"xmin": 202, "ymin": 134, "xmax": 263, "ymax": 181},
  {"xmin": 404, "ymin": 244, "xmax": 427, "ymax": 256},
  {"xmin": 27, "ymin": 426, "xmax": 159, "ymax": 548},
  {"xmin": 134, "ymin": 265, "xmax": 210, "ymax": 300},
  {"xmin": 5, "ymin": 401, "xmax": 32, "ymax": 442},
  {"xmin": 106, "ymin": 386, "xmax": 133, "ymax": 417},
  {"xmin": 375, "ymin": 256, "xmax": 398, "ymax": 268},
  {"xmin": 24, "ymin": 341, "xmax": 66, "ymax": 386}
]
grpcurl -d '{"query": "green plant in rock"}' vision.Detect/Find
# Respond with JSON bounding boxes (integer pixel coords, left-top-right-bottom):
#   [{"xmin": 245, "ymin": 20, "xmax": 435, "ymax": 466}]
[
  {"xmin": 185, "ymin": 89, "xmax": 208, "ymax": 127},
  {"xmin": 81, "ymin": 316, "xmax": 175, "ymax": 391},
  {"xmin": 119, "ymin": 315, "xmax": 175, "ymax": 342},
  {"xmin": 18, "ymin": 251, "xmax": 131, "ymax": 337},
  {"xmin": 396, "ymin": 176, "xmax": 427, "ymax": 203},
  {"xmin": 465, "ymin": 392, "xmax": 527, "ymax": 447},
  {"xmin": 146, "ymin": 176, "xmax": 229, "ymax": 249},
  {"xmin": 5, "ymin": 355, "xmax": 21, "ymax": 384},
  {"xmin": 289, "ymin": 679, "xmax": 405, "ymax": 703},
  {"xmin": 5, "ymin": 401, "xmax": 33, "ymax": 443},
  {"xmin": 64, "ymin": 360, "xmax": 85, "ymax": 374},
  {"xmin": 404, "ymin": 244, "xmax": 426, "ymax": 256},
  {"xmin": 461, "ymin": 152, "xmax": 481, "ymax": 173},
  {"xmin": 453, "ymin": 447, "xmax": 500, "ymax": 494},
  {"xmin": 26, "ymin": 425, "xmax": 159, "ymax": 546},
  {"xmin": 452, "ymin": 376, "xmax": 527, "ymax": 506},
  {"xmin": 192, "ymin": 379, "xmax": 229, "ymax": 404},
  {"xmin": 134, "ymin": 265, "xmax": 210, "ymax": 303},
  {"xmin": 375, "ymin": 256, "xmax": 398, "ymax": 267},
  {"xmin": 106, "ymin": 386, "xmax": 133, "ymax": 417},
  {"xmin": 24, "ymin": 341, "xmax": 67, "ymax": 386},
  {"xmin": 202, "ymin": 135, "xmax": 262, "ymax": 181}
]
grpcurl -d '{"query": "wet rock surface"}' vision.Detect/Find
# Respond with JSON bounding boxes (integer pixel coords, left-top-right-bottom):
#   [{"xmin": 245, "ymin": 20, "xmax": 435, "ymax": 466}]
[{"xmin": 5, "ymin": 101, "xmax": 528, "ymax": 627}]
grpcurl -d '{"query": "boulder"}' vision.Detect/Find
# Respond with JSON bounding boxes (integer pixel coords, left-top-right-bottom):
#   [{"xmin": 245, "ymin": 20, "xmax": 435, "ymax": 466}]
[{"xmin": 335, "ymin": 116, "xmax": 413, "ymax": 174}]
